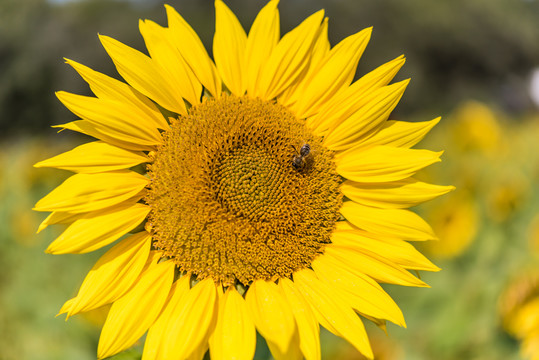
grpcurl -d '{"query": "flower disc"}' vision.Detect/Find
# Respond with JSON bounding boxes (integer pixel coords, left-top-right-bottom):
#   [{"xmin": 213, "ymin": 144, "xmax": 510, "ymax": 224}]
[{"xmin": 146, "ymin": 95, "xmax": 342, "ymax": 286}]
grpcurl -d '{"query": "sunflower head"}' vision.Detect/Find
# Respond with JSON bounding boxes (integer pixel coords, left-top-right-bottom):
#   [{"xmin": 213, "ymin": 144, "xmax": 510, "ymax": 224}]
[
  {"xmin": 499, "ymin": 271, "xmax": 539, "ymax": 360},
  {"xmin": 34, "ymin": 1, "xmax": 453, "ymax": 359},
  {"xmin": 146, "ymin": 94, "xmax": 342, "ymax": 286}
]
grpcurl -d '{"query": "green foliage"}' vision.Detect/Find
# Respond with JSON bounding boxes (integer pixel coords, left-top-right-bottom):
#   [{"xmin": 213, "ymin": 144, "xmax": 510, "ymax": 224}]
[{"xmin": 1, "ymin": 0, "xmax": 539, "ymax": 136}]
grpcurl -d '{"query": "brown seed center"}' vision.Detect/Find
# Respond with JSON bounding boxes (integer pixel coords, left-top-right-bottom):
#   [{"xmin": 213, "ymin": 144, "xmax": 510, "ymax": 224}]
[{"xmin": 145, "ymin": 95, "xmax": 342, "ymax": 286}]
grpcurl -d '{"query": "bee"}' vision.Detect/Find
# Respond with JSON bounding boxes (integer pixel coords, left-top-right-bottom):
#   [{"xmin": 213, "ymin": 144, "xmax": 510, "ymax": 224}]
[{"xmin": 291, "ymin": 143, "xmax": 311, "ymax": 170}]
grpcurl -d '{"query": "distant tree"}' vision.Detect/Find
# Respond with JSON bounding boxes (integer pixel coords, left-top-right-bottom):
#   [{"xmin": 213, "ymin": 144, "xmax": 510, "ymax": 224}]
[{"xmin": 2, "ymin": 0, "xmax": 538, "ymax": 136}]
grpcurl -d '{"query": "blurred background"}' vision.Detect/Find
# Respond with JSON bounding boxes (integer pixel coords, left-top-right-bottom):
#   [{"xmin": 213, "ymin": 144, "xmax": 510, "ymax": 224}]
[{"xmin": 1, "ymin": 0, "xmax": 539, "ymax": 359}]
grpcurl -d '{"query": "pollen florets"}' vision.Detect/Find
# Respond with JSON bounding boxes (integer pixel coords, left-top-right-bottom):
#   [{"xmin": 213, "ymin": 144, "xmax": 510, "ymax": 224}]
[{"xmin": 145, "ymin": 95, "xmax": 342, "ymax": 286}]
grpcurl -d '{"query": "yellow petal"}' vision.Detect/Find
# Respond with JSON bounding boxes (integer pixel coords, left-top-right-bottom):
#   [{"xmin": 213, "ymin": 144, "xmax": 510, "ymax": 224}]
[
  {"xmin": 304, "ymin": 16, "xmax": 330, "ymax": 73},
  {"xmin": 512, "ymin": 298, "xmax": 539, "ymax": 334},
  {"xmin": 53, "ymin": 120, "xmax": 155, "ymax": 152},
  {"xmin": 97, "ymin": 259, "xmax": 175, "ymax": 359},
  {"xmin": 293, "ymin": 269, "xmax": 374, "ymax": 359},
  {"xmin": 186, "ymin": 342, "xmax": 210, "ymax": 360},
  {"xmin": 159, "ymin": 278, "xmax": 218, "ymax": 359},
  {"xmin": 331, "ymin": 229, "xmax": 440, "ymax": 271},
  {"xmin": 336, "ymin": 145, "xmax": 442, "ymax": 183},
  {"xmin": 37, "ymin": 211, "xmax": 80, "ymax": 233},
  {"xmin": 142, "ymin": 276, "xmax": 191, "ymax": 360},
  {"xmin": 99, "ymin": 35, "xmax": 187, "ymax": 114},
  {"xmin": 209, "ymin": 287, "xmax": 256, "ymax": 360},
  {"xmin": 139, "ymin": 19, "xmax": 203, "ymax": 106},
  {"xmin": 255, "ymin": 10, "xmax": 324, "ymax": 100},
  {"xmin": 346, "ymin": 55, "xmax": 406, "ymax": 96},
  {"xmin": 279, "ymin": 278, "xmax": 321, "ymax": 360},
  {"xmin": 46, "ymin": 203, "xmax": 150, "ymax": 254},
  {"xmin": 312, "ymin": 254, "xmax": 405, "ymax": 327},
  {"xmin": 213, "ymin": 0, "xmax": 247, "ymax": 96},
  {"xmin": 308, "ymin": 55, "xmax": 405, "ymax": 134},
  {"xmin": 34, "ymin": 171, "xmax": 148, "ymax": 213},
  {"xmin": 34, "ymin": 141, "xmax": 149, "ymax": 174},
  {"xmin": 278, "ymin": 17, "xmax": 329, "ymax": 108},
  {"xmin": 58, "ymin": 298, "xmax": 75, "ymax": 317},
  {"xmin": 346, "ymin": 117, "xmax": 441, "ymax": 151},
  {"xmin": 266, "ymin": 332, "xmax": 302, "ymax": 360},
  {"xmin": 362, "ymin": 315, "xmax": 387, "ymax": 334},
  {"xmin": 61, "ymin": 231, "xmax": 151, "ymax": 317},
  {"xmin": 341, "ymin": 177, "xmax": 455, "ymax": 209},
  {"xmin": 245, "ymin": 280, "xmax": 297, "ymax": 357},
  {"xmin": 292, "ymin": 27, "xmax": 372, "ymax": 119},
  {"xmin": 245, "ymin": 0, "xmax": 280, "ymax": 96},
  {"xmin": 523, "ymin": 331, "xmax": 539, "ymax": 360},
  {"xmin": 184, "ymin": 282, "xmax": 215, "ymax": 360},
  {"xmin": 65, "ymin": 59, "xmax": 169, "ymax": 130},
  {"xmin": 324, "ymin": 246, "xmax": 427, "ymax": 287},
  {"xmin": 324, "ymin": 80, "xmax": 410, "ymax": 151},
  {"xmin": 340, "ymin": 201, "xmax": 437, "ymax": 241},
  {"xmin": 335, "ymin": 221, "xmax": 399, "ymax": 239},
  {"xmin": 165, "ymin": 5, "xmax": 222, "ymax": 98},
  {"xmin": 56, "ymin": 91, "xmax": 164, "ymax": 146}
]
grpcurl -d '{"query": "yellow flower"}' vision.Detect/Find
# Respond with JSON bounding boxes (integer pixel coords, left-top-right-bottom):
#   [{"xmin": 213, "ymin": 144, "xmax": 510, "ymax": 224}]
[
  {"xmin": 34, "ymin": 1, "xmax": 452, "ymax": 359},
  {"xmin": 450, "ymin": 101, "xmax": 504, "ymax": 156},
  {"xmin": 422, "ymin": 191, "xmax": 479, "ymax": 259},
  {"xmin": 499, "ymin": 271, "xmax": 539, "ymax": 360},
  {"xmin": 485, "ymin": 170, "xmax": 529, "ymax": 223}
]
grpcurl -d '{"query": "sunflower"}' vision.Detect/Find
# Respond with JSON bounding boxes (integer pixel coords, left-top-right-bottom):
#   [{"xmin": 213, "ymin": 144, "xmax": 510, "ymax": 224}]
[
  {"xmin": 422, "ymin": 191, "xmax": 479, "ymax": 259},
  {"xmin": 34, "ymin": 1, "xmax": 453, "ymax": 359},
  {"xmin": 499, "ymin": 271, "xmax": 539, "ymax": 360}
]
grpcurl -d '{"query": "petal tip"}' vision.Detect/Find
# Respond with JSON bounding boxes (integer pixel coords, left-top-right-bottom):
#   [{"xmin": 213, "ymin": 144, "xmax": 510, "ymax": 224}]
[
  {"xmin": 55, "ymin": 311, "xmax": 68, "ymax": 320},
  {"xmin": 44, "ymin": 245, "xmax": 56, "ymax": 254},
  {"xmin": 401, "ymin": 78, "xmax": 411, "ymax": 87},
  {"xmin": 312, "ymin": 9, "xmax": 325, "ymax": 22}
]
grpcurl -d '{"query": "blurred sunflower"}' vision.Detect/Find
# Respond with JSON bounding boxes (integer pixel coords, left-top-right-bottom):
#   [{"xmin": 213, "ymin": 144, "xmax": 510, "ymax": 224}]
[
  {"xmin": 451, "ymin": 101, "xmax": 503, "ymax": 156},
  {"xmin": 499, "ymin": 270, "xmax": 539, "ymax": 360},
  {"xmin": 34, "ymin": 1, "xmax": 453, "ymax": 359},
  {"xmin": 422, "ymin": 191, "xmax": 479, "ymax": 259}
]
